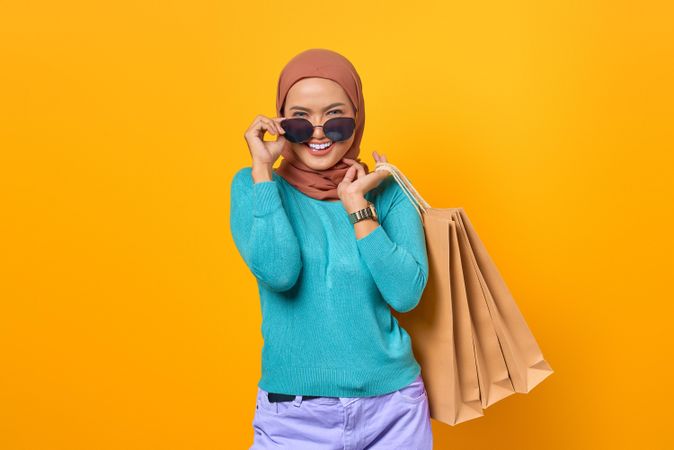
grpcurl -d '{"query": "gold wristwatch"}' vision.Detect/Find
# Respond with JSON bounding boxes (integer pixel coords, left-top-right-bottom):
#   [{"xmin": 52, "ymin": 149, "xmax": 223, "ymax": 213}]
[{"xmin": 348, "ymin": 202, "xmax": 378, "ymax": 225}]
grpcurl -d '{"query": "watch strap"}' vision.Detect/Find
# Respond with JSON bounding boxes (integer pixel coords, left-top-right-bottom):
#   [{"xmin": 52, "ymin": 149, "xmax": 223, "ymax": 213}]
[{"xmin": 348, "ymin": 202, "xmax": 377, "ymax": 225}]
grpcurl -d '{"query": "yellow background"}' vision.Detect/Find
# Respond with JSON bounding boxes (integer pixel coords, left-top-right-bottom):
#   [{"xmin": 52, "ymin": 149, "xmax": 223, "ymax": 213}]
[{"xmin": 1, "ymin": 1, "xmax": 672, "ymax": 449}]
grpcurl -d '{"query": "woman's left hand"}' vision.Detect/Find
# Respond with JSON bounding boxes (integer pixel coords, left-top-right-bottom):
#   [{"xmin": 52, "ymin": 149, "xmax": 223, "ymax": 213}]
[{"xmin": 337, "ymin": 151, "xmax": 389, "ymax": 211}]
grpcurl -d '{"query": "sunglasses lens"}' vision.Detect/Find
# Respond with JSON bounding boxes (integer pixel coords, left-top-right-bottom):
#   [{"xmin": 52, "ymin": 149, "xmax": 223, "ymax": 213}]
[
  {"xmin": 280, "ymin": 118, "xmax": 314, "ymax": 143},
  {"xmin": 323, "ymin": 117, "xmax": 356, "ymax": 142}
]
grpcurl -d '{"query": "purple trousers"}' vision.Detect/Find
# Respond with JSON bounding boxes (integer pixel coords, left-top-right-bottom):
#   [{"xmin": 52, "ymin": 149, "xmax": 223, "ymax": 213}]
[{"xmin": 250, "ymin": 373, "xmax": 433, "ymax": 449}]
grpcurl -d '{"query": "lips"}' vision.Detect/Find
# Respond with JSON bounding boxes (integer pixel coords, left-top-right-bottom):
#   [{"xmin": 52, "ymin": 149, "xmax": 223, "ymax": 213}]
[{"xmin": 304, "ymin": 141, "xmax": 335, "ymax": 156}]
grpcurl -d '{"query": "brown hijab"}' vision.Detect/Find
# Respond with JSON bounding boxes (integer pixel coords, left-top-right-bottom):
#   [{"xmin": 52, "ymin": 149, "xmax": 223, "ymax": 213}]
[{"xmin": 275, "ymin": 48, "xmax": 370, "ymax": 201}]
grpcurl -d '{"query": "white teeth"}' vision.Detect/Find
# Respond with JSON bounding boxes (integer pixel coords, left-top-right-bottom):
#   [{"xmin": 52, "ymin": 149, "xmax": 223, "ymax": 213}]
[{"xmin": 308, "ymin": 141, "xmax": 332, "ymax": 150}]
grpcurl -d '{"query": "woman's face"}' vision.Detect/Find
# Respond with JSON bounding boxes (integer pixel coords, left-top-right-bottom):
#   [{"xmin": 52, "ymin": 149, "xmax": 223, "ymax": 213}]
[{"xmin": 282, "ymin": 77, "xmax": 356, "ymax": 171}]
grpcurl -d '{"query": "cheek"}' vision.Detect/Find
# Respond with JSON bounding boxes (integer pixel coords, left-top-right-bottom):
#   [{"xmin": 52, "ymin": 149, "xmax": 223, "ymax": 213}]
[
  {"xmin": 290, "ymin": 142, "xmax": 308, "ymax": 157},
  {"xmin": 334, "ymin": 145, "xmax": 349, "ymax": 160},
  {"xmin": 334, "ymin": 137, "xmax": 355, "ymax": 157},
  {"xmin": 337, "ymin": 136, "xmax": 353, "ymax": 153}
]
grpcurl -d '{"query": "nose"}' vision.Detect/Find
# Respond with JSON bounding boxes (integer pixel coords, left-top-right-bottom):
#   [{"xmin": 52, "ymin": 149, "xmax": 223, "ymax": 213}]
[{"xmin": 311, "ymin": 124, "xmax": 326, "ymax": 140}]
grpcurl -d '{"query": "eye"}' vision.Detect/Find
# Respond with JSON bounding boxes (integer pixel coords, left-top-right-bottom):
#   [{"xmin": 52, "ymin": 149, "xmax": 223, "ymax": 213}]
[{"xmin": 293, "ymin": 110, "xmax": 342, "ymax": 117}]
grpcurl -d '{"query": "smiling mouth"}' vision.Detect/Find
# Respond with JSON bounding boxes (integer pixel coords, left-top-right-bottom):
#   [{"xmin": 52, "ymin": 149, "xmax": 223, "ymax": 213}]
[{"xmin": 304, "ymin": 141, "xmax": 335, "ymax": 155}]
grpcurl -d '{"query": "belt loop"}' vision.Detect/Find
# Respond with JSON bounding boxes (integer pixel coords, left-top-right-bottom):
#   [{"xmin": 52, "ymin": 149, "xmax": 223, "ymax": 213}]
[{"xmin": 293, "ymin": 395, "xmax": 302, "ymax": 407}]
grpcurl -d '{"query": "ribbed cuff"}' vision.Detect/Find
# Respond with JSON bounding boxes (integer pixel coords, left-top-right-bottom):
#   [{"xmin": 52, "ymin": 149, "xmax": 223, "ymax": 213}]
[
  {"xmin": 356, "ymin": 224, "xmax": 392, "ymax": 263},
  {"xmin": 252, "ymin": 180, "xmax": 282, "ymax": 217}
]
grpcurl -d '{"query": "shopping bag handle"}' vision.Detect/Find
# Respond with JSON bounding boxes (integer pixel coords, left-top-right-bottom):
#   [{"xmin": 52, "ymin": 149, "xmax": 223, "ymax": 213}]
[{"xmin": 373, "ymin": 162, "xmax": 431, "ymax": 220}]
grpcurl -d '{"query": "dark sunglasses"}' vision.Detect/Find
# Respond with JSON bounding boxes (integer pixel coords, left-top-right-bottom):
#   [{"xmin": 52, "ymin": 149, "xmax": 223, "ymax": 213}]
[{"xmin": 279, "ymin": 117, "xmax": 356, "ymax": 144}]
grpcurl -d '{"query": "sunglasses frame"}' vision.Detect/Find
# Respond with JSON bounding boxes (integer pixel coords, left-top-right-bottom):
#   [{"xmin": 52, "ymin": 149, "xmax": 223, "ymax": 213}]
[{"xmin": 280, "ymin": 112, "xmax": 357, "ymax": 144}]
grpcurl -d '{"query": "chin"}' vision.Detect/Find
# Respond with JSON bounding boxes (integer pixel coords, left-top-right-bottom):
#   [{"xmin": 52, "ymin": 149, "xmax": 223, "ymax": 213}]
[{"xmin": 292, "ymin": 142, "xmax": 351, "ymax": 170}]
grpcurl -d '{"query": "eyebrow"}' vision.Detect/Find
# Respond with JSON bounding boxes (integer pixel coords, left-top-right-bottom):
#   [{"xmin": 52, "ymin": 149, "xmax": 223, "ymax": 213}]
[{"xmin": 288, "ymin": 102, "xmax": 346, "ymax": 112}]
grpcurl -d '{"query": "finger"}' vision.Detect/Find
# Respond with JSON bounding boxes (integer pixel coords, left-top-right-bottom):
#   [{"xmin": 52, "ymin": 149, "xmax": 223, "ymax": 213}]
[
  {"xmin": 373, "ymin": 150, "xmax": 380, "ymax": 162},
  {"xmin": 262, "ymin": 117, "xmax": 278, "ymax": 134},
  {"xmin": 254, "ymin": 118, "xmax": 272, "ymax": 136},
  {"xmin": 252, "ymin": 120, "xmax": 270, "ymax": 139},
  {"xmin": 342, "ymin": 157, "xmax": 366, "ymax": 178},
  {"xmin": 272, "ymin": 117, "xmax": 286, "ymax": 134},
  {"xmin": 261, "ymin": 118, "xmax": 277, "ymax": 135},
  {"xmin": 249, "ymin": 117, "xmax": 267, "ymax": 135},
  {"xmin": 247, "ymin": 116, "xmax": 277, "ymax": 141},
  {"xmin": 342, "ymin": 164, "xmax": 357, "ymax": 182},
  {"xmin": 270, "ymin": 120, "xmax": 282, "ymax": 135},
  {"xmin": 353, "ymin": 162, "xmax": 366, "ymax": 179},
  {"xmin": 270, "ymin": 120, "xmax": 283, "ymax": 137}
]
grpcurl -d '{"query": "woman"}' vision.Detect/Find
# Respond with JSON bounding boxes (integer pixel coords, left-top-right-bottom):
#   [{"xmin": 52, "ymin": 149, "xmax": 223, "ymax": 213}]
[{"xmin": 230, "ymin": 48, "xmax": 433, "ymax": 449}]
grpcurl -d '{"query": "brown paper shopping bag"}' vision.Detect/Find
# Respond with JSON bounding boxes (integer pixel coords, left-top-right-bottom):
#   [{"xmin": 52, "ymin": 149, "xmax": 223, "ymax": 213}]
[{"xmin": 373, "ymin": 162, "xmax": 554, "ymax": 426}]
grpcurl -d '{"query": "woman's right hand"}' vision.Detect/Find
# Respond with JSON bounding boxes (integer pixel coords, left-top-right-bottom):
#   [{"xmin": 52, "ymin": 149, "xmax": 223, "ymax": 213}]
[{"xmin": 243, "ymin": 115, "xmax": 288, "ymax": 166}]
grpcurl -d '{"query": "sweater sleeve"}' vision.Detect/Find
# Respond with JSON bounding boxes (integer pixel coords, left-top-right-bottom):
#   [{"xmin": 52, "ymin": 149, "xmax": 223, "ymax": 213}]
[
  {"xmin": 229, "ymin": 167, "xmax": 303, "ymax": 292},
  {"xmin": 355, "ymin": 178, "xmax": 429, "ymax": 313}
]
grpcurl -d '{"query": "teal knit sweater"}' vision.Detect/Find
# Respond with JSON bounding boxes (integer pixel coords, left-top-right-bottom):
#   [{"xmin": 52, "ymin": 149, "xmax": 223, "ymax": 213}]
[{"xmin": 229, "ymin": 166, "xmax": 429, "ymax": 397}]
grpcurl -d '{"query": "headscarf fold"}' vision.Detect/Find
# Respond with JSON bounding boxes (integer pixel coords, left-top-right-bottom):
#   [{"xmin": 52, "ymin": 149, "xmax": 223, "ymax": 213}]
[{"xmin": 275, "ymin": 48, "xmax": 370, "ymax": 201}]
